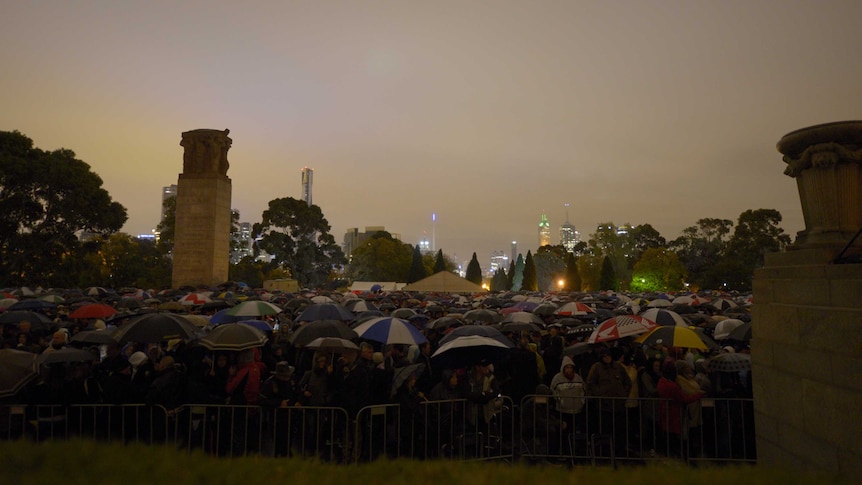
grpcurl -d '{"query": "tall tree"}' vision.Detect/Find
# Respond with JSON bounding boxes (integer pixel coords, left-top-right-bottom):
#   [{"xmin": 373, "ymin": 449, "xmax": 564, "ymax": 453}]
[
  {"xmin": 0, "ymin": 131, "xmax": 127, "ymax": 286},
  {"xmin": 718, "ymin": 209, "xmax": 792, "ymax": 291},
  {"xmin": 599, "ymin": 255, "xmax": 617, "ymax": 291},
  {"xmin": 407, "ymin": 244, "xmax": 428, "ymax": 283},
  {"xmin": 156, "ymin": 195, "xmax": 176, "ymax": 255},
  {"xmin": 465, "ymin": 252, "xmax": 483, "ymax": 285},
  {"xmin": 253, "ymin": 197, "xmax": 345, "ymax": 288},
  {"xmin": 511, "ymin": 254, "xmax": 525, "ymax": 291},
  {"xmin": 576, "ymin": 254, "xmax": 602, "ymax": 291},
  {"xmin": 347, "ymin": 231, "xmax": 412, "ymax": 281},
  {"xmin": 506, "ymin": 259, "xmax": 516, "ymax": 290},
  {"xmin": 630, "ymin": 248, "xmax": 687, "ymax": 292},
  {"xmin": 532, "ymin": 250, "xmax": 565, "ymax": 291},
  {"xmin": 522, "ymin": 250, "xmax": 538, "ymax": 291},
  {"xmin": 564, "ymin": 252, "xmax": 581, "ymax": 291},
  {"xmin": 433, "ymin": 249, "xmax": 447, "ymax": 274},
  {"xmin": 624, "ymin": 224, "xmax": 667, "ymax": 267},
  {"xmin": 668, "ymin": 218, "xmax": 733, "ymax": 289},
  {"xmin": 490, "ymin": 267, "xmax": 508, "ymax": 291}
]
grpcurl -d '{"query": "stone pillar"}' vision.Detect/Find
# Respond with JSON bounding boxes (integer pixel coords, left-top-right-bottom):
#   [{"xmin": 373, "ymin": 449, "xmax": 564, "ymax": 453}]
[
  {"xmin": 753, "ymin": 121, "xmax": 862, "ymax": 477},
  {"xmin": 171, "ymin": 129, "xmax": 232, "ymax": 288}
]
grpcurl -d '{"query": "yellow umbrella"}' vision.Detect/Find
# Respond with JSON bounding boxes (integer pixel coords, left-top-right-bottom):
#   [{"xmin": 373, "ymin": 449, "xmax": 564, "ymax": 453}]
[{"xmin": 635, "ymin": 325, "xmax": 710, "ymax": 350}]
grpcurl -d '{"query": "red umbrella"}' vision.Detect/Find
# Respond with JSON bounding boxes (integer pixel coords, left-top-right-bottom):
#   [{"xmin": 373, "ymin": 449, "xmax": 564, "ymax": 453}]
[
  {"xmin": 554, "ymin": 302, "xmax": 596, "ymax": 316},
  {"xmin": 69, "ymin": 303, "xmax": 117, "ymax": 319},
  {"xmin": 586, "ymin": 315, "xmax": 658, "ymax": 344}
]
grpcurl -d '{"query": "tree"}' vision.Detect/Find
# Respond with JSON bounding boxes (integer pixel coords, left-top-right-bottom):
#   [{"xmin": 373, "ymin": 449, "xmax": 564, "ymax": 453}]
[
  {"xmin": 506, "ymin": 260, "xmax": 516, "ymax": 290},
  {"xmin": 668, "ymin": 218, "xmax": 733, "ymax": 290},
  {"xmin": 511, "ymin": 254, "xmax": 525, "ymax": 291},
  {"xmin": 465, "ymin": 252, "xmax": 483, "ymax": 285},
  {"xmin": 719, "ymin": 209, "xmax": 791, "ymax": 291},
  {"xmin": 229, "ymin": 256, "xmax": 271, "ymax": 288},
  {"xmin": 588, "ymin": 222, "xmax": 629, "ymax": 288},
  {"xmin": 490, "ymin": 267, "xmax": 508, "ymax": 291},
  {"xmin": 624, "ymin": 224, "xmax": 667, "ymax": 267},
  {"xmin": 532, "ymin": 250, "xmax": 565, "ymax": 291},
  {"xmin": 407, "ymin": 245, "xmax": 428, "ymax": 283},
  {"xmin": 630, "ymin": 248, "xmax": 687, "ymax": 292},
  {"xmin": 347, "ymin": 231, "xmax": 412, "ymax": 281},
  {"xmin": 156, "ymin": 195, "xmax": 176, "ymax": 255},
  {"xmin": 254, "ymin": 197, "xmax": 345, "ymax": 288},
  {"xmin": 599, "ymin": 255, "xmax": 617, "ymax": 291},
  {"xmin": 0, "ymin": 131, "xmax": 127, "ymax": 286},
  {"xmin": 522, "ymin": 250, "xmax": 538, "ymax": 291},
  {"xmin": 576, "ymin": 254, "xmax": 602, "ymax": 291},
  {"xmin": 433, "ymin": 249, "xmax": 447, "ymax": 273},
  {"xmin": 564, "ymin": 253, "xmax": 581, "ymax": 291}
]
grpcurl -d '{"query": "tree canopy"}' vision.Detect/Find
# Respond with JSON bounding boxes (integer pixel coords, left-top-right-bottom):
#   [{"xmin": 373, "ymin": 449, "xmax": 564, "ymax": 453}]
[
  {"xmin": 465, "ymin": 252, "xmax": 483, "ymax": 285},
  {"xmin": 253, "ymin": 197, "xmax": 345, "ymax": 288},
  {"xmin": 0, "ymin": 131, "xmax": 127, "ymax": 286}
]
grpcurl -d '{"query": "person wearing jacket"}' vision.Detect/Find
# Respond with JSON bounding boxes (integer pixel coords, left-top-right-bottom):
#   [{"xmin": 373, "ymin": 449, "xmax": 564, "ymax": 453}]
[
  {"xmin": 550, "ymin": 355, "xmax": 585, "ymax": 437},
  {"xmin": 657, "ymin": 360, "xmax": 703, "ymax": 459}
]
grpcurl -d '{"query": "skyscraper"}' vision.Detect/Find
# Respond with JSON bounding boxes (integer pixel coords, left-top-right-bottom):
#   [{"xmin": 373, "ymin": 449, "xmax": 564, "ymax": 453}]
[
  {"xmin": 538, "ymin": 212, "xmax": 551, "ymax": 247},
  {"xmin": 161, "ymin": 184, "xmax": 177, "ymax": 222},
  {"xmin": 559, "ymin": 203, "xmax": 580, "ymax": 253},
  {"xmin": 301, "ymin": 167, "xmax": 313, "ymax": 206},
  {"xmin": 511, "ymin": 241, "xmax": 518, "ymax": 263}
]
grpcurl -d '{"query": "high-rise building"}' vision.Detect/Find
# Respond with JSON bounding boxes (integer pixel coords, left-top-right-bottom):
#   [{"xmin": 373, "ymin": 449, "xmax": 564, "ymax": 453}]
[
  {"xmin": 559, "ymin": 203, "xmax": 581, "ymax": 253},
  {"xmin": 301, "ymin": 167, "xmax": 313, "ymax": 206},
  {"xmin": 489, "ymin": 250, "xmax": 508, "ymax": 275},
  {"xmin": 538, "ymin": 212, "xmax": 551, "ymax": 247},
  {"xmin": 161, "ymin": 184, "xmax": 177, "ymax": 222},
  {"xmin": 231, "ymin": 222, "xmax": 253, "ymax": 264},
  {"xmin": 511, "ymin": 241, "xmax": 518, "ymax": 263}
]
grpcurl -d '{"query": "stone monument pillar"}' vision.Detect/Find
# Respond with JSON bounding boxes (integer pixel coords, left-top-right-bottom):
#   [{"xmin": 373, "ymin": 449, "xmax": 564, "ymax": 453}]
[
  {"xmin": 171, "ymin": 129, "xmax": 233, "ymax": 288},
  {"xmin": 753, "ymin": 121, "xmax": 862, "ymax": 477}
]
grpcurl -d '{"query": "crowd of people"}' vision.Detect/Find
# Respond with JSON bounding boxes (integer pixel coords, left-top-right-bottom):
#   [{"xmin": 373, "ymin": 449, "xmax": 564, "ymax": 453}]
[{"xmin": 0, "ymin": 287, "xmax": 755, "ymax": 460}]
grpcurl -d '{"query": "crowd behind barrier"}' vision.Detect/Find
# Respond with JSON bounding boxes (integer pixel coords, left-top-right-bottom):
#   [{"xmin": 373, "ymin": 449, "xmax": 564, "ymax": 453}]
[{"xmin": 0, "ymin": 287, "xmax": 757, "ymax": 467}]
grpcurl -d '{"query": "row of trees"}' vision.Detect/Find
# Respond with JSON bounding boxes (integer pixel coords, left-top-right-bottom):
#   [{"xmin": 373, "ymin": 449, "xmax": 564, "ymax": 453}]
[{"xmin": 0, "ymin": 130, "xmax": 792, "ymax": 291}]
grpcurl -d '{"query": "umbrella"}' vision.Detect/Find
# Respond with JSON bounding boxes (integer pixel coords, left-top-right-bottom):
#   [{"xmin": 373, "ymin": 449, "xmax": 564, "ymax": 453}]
[
  {"xmin": 635, "ymin": 326, "xmax": 711, "ymax": 350},
  {"xmin": 179, "ymin": 292, "xmax": 212, "ymax": 306},
  {"xmin": 296, "ymin": 303, "xmax": 354, "ymax": 322},
  {"xmin": 500, "ymin": 311, "xmax": 544, "ymax": 325},
  {"xmin": 0, "ymin": 349, "xmax": 38, "ymax": 397},
  {"xmin": 532, "ymin": 302, "xmax": 558, "ymax": 316},
  {"xmin": 84, "ymin": 286, "xmax": 111, "ymax": 297},
  {"xmin": 728, "ymin": 322, "xmax": 752, "ymax": 341},
  {"xmin": 8, "ymin": 299, "xmax": 56, "ymax": 311},
  {"xmin": 305, "ymin": 337, "xmax": 360, "ymax": 355},
  {"xmin": 209, "ymin": 308, "xmax": 254, "ymax": 324},
  {"xmin": 647, "ymin": 299, "xmax": 673, "ymax": 308},
  {"xmin": 427, "ymin": 316, "xmax": 463, "ymax": 331},
  {"xmin": 640, "ymin": 308, "xmax": 688, "ymax": 327},
  {"xmin": 36, "ymin": 347, "xmax": 99, "ymax": 365},
  {"xmin": 157, "ymin": 301, "xmax": 185, "ymax": 312},
  {"xmin": 710, "ymin": 298, "xmax": 738, "ymax": 312},
  {"xmin": 199, "ymin": 323, "xmax": 268, "ymax": 351},
  {"xmin": 554, "ymin": 302, "xmax": 596, "ymax": 316},
  {"xmin": 713, "ymin": 318, "xmax": 746, "ymax": 340},
  {"xmin": 672, "ymin": 295, "xmax": 706, "ymax": 306},
  {"xmin": 586, "ymin": 315, "xmax": 658, "ymax": 344},
  {"xmin": 113, "ymin": 313, "xmax": 201, "ymax": 344},
  {"xmin": 438, "ymin": 325, "xmax": 513, "ymax": 347},
  {"xmin": 463, "ymin": 308, "xmax": 498, "ymax": 324},
  {"xmin": 0, "ymin": 310, "xmax": 55, "ymax": 333},
  {"xmin": 70, "ymin": 327, "xmax": 118, "ymax": 346},
  {"xmin": 0, "ymin": 298, "xmax": 18, "ymax": 309},
  {"xmin": 353, "ymin": 317, "xmax": 428, "ymax": 345},
  {"xmin": 706, "ymin": 353, "xmax": 751, "ymax": 373},
  {"xmin": 180, "ymin": 314, "xmax": 211, "ymax": 329},
  {"xmin": 116, "ymin": 298, "xmax": 145, "ymax": 310},
  {"xmin": 348, "ymin": 300, "xmax": 379, "ymax": 313},
  {"xmin": 431, "ymin": 335, "xmax": 512, "ymax": 369},
  {"xmin": 563, "ymin": 342, "xmax": 593, "ymax": 357},
  {"xmin": 40, "ymin": 294, "xmax": 65, "ymax": 304},
  {"xmin": 567, "ymin": 323, "xmax": 598, "ymax": 337},
  {"xmin": 390, "ymin": 363, "xmax": 425, "ymax": 397},
  {"xmin": 68, "ymin": 303, "xmax": 118, "ymax": 319},
  {"xmin": 391, "ymin": 308, "xmax": 417, "ymax": 319},
  {"xmin": 498, "ymin": 321, "xmax": 543, "ymax": 334},
  {"xmin": 225, "ymin": 300, "xmax": 283, "ymax": 317},
  {"xmin": 239, "ymin": 319, "xmax": 273, "ymax": 333},
  {"xmin": 288, "ymin": 320, "xmax": 359, "ymax": 347},
  {"xmin": 310, "ymin": 295, "xmax": 335, "ymax": 304}
]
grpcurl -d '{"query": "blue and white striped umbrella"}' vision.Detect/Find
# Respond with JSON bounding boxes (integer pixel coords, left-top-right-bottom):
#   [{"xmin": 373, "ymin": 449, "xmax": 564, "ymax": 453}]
[{"xmin": 353, "ymin": 317, "xmax": 427, "ymax": 345}]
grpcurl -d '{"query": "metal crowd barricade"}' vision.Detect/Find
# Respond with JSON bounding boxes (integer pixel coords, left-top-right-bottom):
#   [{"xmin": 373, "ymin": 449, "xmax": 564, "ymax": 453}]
[
  {"xmin": 353, "ymin": 403, "xmax": 401, "ymax": 462},
  {"xmin": 171, "ymin": 404, "xmax": 350, "ymax": 461},
  {"xmin": 0, "ymin": 404, "xmax": 169, "ymax": 445},
  {"xmin": 517, "ymin": 394, "xmax": 756, "ymax": 466}
]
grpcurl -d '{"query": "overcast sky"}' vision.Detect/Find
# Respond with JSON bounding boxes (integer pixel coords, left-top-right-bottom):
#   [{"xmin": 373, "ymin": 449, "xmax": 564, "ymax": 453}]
[{"xmin": 3, "ymin": 1, "xmax": 861, "ymax": 270}]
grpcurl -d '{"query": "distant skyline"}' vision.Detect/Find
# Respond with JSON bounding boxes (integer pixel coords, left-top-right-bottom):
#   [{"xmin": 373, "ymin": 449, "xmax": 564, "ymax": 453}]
[{"xmin": 4, "ymin": 1, "xmax": 862, "ymax": 270}]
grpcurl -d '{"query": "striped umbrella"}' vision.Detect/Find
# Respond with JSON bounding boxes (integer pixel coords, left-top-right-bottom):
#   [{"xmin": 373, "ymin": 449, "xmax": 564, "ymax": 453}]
[
  {"xmin": 225, "ymin": 300, "xmax": 283, "ymax": 317},
  {"xmin": 353, "ymin": 317, "xmax": 427, "ymax": 345},
  {"xmin": 554, "ymin": 302, "xmax": 596, "ymax": 316},
  {"xmin": 586, "ymin": 315, "xmax": 658, "ymax": 344},
  {"xmin": 640, "ymin": 308, "xmax": 688, "ymax": 327},
  {"xmin": 635, "ymin": 325, "xmax": 711, "ymax": 350}
]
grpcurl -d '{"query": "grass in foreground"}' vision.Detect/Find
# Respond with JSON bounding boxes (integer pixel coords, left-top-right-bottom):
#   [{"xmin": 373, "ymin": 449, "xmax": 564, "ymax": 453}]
[{"xmin": 0, "ymin": 440, "xmax": 848, "ymax": 485}]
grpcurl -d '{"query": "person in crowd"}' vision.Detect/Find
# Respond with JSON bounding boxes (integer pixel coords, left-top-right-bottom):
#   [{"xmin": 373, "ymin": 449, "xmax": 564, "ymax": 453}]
[
  {"xmin": 657, "ymin": 360, "xmax": 703, "ymax": 459},
  {"xmin": 550, "ymin": 355, "xmax": 585, "ymax": 439},
  {"xmin": 585, "ymin": 346, "xmax": 631, "ymax": 456}
]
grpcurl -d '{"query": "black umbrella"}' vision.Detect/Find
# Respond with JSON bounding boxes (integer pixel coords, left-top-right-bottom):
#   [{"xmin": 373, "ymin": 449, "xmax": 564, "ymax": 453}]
[
  {"xmin": 390, "ymin": 363, "xmax": 425, "ymax": 397},
  {"xmin": 113, "ymin": 313, "xmax": 201, "ymax": 344},
  {"xmin": 0, "ymin": 310, "xmax": 55, "ymax": 333},
  {"xmin": 288, "ymin": 320, "xmax": 358, "ymax": 347},
  {"xmin": 296, "ymin": 303, "xmax": 354, "ymax": 322},
  {"xmin": 563, "ymin": 342, "xmax": 593, "ymax": 357},
  {"xmin": 427, "ymin": 316, "xmax": 463, "ymax": 331},
  {"xmin": 431, "ymin": 335, "xmax": 511, "ymax": 369},
  {"xmin": 70, "ymin": 327, "xmax": 118, "ymax": 346},
  {"xmin": 0, "ymin": 349, "xmax": 38, "ymax": 398},
  {"xmin": 36, "ymin": 347, "xmax": 99, "ymax": 365},
  {"xmin": 8, "ymin": 299, "xmax": 56, "ymax": 311},
  {"xmin": 498, "ymin": 321, "xmax": 543, "ymax": 334},
  {"xmin": 438, "ymin": 325, "xmax": 513, "ymax": 347},
  {"xmin": 728, "ymin": 322, "xmax": 752, "ymax": 341},
  {"xmin": 200, "ymin": 323, "xmax": 268, "ymax": 351}
]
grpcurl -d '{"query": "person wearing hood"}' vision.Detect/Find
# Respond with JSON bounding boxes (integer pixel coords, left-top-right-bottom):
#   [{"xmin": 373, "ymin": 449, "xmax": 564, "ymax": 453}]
[
  {"xmin": 550, "ymin": 355, "xmax": 586, "ymax": 439},
  {"xmin": 585, "ymin": 346, "xmax": 632, "ymax": 456}
]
